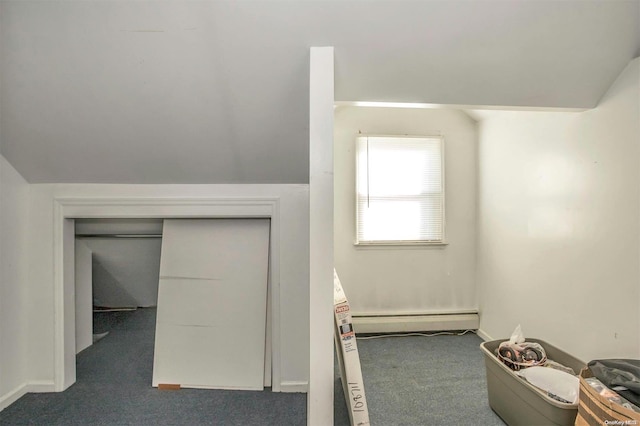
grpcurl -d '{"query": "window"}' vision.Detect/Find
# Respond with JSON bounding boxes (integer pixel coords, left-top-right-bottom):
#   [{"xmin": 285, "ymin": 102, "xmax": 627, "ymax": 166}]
[{"xmin": 355, "ymin": 135, "xmax": 444, "ymax": 244}]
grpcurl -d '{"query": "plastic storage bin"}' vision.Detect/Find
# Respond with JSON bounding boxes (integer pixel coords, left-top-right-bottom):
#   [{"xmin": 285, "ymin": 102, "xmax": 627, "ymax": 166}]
[{"xmin": 480, "ymin": 338, "xmax": 586, "ymax": 426}]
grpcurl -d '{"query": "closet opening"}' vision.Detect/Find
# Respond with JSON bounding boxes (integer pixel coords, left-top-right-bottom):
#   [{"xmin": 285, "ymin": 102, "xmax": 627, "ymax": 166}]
[
  {"xmin": 51, "ymin": 194, "xmax": 283, "ymax": 397},
  {"xmin": 73, "ymin": 217, "xmax": 273, "ymax": 391}
]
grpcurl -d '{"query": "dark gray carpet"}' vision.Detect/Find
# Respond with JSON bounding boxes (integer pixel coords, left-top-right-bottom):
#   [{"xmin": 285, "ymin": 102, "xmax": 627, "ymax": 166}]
[
  {"xmin": 334, "ymin": 332, "xmax": 505, "ymax": 425},
  {"xmin": 0, "ymin": 308, "xmax": 306, "ymax": 426},
  {"xmin": 1, "ymin": 309, "xmax": 503, "ymax": 425}
]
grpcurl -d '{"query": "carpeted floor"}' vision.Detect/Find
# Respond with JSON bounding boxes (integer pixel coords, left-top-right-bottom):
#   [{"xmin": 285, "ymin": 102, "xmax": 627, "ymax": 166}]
[
  {"xmin": 334, "ymin": 332, "xmax": 505, "ymax": 425},
  {"xmin": 0, "ymin": 309, "xmax": 504, "ymax": 425},
  {"xmin": 0, "ymin": 308, "xmax": 306, "ymax": 426}
]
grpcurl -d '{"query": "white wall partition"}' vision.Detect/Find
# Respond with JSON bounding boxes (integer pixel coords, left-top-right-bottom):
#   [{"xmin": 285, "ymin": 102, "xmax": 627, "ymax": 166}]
[
  {"xmin": 0, "ymin": 154, "xmax": 30, "ymax": 410},
  {"xmin": 477, "ymin": 58, "xmax": 640, "ymax": 360},
  {"xmin": 25, "ymin": 184, "xmax": 309, "ymax": 394},
  {"xmin": 308, "ymin": 46, "xmax": 335, "ymax": 426},
  {"xmin": 74, "ymin": 240, "xmax": 92, "ymax": 354}
]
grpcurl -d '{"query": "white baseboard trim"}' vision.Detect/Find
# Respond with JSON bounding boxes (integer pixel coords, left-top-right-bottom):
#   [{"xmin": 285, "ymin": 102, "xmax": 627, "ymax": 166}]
[
  {"xmin": 27, "ymin": 381, "xmax": 56, "ymax": 393},
  {"xmin": 476, "ymin": 329, "xmax": 493, "ymax": 342},
  {"xmin": 0, "ymin": 380, "xmax": 57, "ymax": 412},
  {"xmin": 0, "ymin": 383, "xmax": 28, "ymax": 412},
  {"xmin": 352, "ymin": 313, "xmax": 479, "ymax": 334},
  {"xmin": 279, "ymin": 381, "xmax": 308, "ymax": 393}
]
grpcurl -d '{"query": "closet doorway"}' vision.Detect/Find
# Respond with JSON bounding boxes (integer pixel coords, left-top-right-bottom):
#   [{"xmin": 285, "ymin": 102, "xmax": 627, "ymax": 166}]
[
  {"xmin": 53, "ymin": 197, "xmax": 281, "ymax": 393},
  {"xmin": 74, "ymin": 218, "xmax": 163, "ymax": 355},
  {"xmin": 74, "ymin": 217, "xmax": 271, "ymax": 391}
]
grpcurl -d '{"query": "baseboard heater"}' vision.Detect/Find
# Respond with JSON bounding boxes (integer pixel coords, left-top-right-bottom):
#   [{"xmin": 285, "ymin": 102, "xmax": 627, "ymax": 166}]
[{"xmin": 351, "ymin": 313, "xmax": 479, "ymax": 334}]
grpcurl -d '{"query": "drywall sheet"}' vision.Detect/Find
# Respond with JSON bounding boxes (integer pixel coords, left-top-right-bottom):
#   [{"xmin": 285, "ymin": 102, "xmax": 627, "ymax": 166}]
[
  {"xmin": 334, "ymin": 270, "xmax": 370, "ymax": 426},
  {"xmin": 152, "ymin": 219, "xmax": 270, "ymax": 390}
]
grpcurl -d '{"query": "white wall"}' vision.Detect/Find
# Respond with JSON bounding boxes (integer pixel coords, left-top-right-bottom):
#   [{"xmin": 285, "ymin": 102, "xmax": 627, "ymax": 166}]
[
  {"xmin": 83, "ymin": 238, "xmax": 162, "ymax": 308},
  {"xmin": 477, "ymin": 58, "xmax": 640, "ymax": 361},
  {"xmin": 75, "ymin": 219, "xmax": 163, "ymax": 308},
  {"xmin": 334, "ymin": 106, "xmax": 478, "ymax": 315},
  {"xmin": 74, "ymin": 240, "xmax": 92, "ymax": 354},
  {"xmin": 308, "ymin": 46, "xmax": 335, "ymax": 426},
  {"xmin": 0, "ymin": 154, "xmax": 30, "ymax": 409},
  {"xmin": 27, "ymin": 184, "xmax": 310, "ymax": 390}
]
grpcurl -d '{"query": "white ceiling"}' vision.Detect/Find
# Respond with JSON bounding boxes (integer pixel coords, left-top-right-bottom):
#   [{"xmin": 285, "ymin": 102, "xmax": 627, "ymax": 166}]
[{"xmin": 1, "ymin": 0, "xmax": 638, "ymax": 184}]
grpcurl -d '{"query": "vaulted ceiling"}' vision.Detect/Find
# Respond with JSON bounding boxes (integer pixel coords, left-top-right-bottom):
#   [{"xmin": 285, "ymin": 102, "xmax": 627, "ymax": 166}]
[{"xmin": 1, "ymin": 0, "xmax": 638, "ymax": 184}]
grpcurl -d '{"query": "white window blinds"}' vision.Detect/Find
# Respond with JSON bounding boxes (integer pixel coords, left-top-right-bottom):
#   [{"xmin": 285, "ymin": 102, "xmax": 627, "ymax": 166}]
[{"xmin": 356, "ymin": 135, "xmax": 444, "ymax": 244}]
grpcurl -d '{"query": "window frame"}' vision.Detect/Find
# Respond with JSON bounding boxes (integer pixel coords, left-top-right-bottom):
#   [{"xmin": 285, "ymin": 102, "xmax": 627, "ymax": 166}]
[{"xmin": 354, "ymin": 134, "xmax": 447, "ymax": 247}]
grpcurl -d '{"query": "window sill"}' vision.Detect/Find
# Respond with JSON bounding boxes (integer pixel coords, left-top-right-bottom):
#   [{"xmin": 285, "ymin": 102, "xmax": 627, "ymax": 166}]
[{"xmin": 354, "ymin": 241, "xmax": 448, "ymax": 248}]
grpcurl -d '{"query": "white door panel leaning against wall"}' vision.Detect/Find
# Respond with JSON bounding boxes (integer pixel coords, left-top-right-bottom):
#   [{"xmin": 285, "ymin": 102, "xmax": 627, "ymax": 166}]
[{"xmin": 152, "ymin": 218, "xmax": 270, "ymax": 390}]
